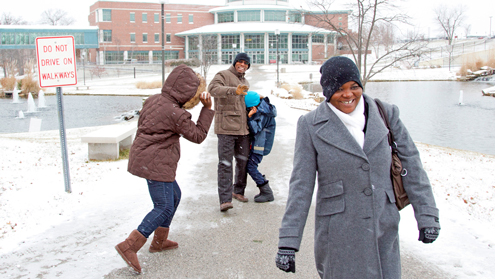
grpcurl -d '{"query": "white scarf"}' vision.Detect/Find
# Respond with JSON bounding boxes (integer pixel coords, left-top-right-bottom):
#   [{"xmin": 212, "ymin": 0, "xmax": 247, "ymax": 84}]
[{"xmin": 327, "ymin": 97, "xmax": 366, "ymax": 149}]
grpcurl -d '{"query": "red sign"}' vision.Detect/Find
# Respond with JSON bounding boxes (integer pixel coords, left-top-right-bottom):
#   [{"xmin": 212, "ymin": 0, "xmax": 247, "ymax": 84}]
[{"xmin": 36, "ymin": 36, "xmax": 77, "ymax": 88}]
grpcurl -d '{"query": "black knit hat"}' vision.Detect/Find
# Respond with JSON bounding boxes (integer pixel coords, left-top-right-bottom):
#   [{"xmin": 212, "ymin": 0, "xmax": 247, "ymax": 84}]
[
  {"xmin": 320, "ymin": 56, "xmax": 363, "ymax": 102},
  {"xmin": 233, "ymin": 52, "xmax": 251, "ymax": 69}
]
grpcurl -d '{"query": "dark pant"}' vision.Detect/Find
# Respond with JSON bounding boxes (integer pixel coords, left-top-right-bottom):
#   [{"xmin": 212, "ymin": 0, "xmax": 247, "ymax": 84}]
[
  {"xmin": 217, "ymin": 134, "xmax": 250, "ymax": 204},
  {"xmin": 137, "ymin": 179, "xmax": 181, "ymax": 238},
  {"xmin": 247, "ymin": 152, "xmax": 266, "ymax": 185}
]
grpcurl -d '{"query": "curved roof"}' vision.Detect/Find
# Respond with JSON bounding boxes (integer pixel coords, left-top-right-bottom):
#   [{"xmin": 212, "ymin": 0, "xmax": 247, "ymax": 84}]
[
  {"xmin": 210, "ymin": 4, "xmax": 296, "ymax": 13},
  {"xmin": 176, "ymin": 22, "xmax": 334, "ymax": 36}
]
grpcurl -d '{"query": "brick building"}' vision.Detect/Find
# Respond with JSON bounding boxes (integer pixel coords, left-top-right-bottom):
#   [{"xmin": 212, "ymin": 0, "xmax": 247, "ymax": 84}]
[{"xmin": 88, "ymin": 0, "xmax": 350, "ymax": 65}]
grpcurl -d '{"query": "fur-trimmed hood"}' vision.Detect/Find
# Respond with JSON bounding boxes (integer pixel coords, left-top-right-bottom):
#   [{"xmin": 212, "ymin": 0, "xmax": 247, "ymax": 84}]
[{"xmin": 161, "ymin": 64, "xmax": 205, "ymax": 109}]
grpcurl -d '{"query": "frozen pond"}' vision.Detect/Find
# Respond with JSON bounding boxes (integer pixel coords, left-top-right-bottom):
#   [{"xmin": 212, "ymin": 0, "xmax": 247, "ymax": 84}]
[
  {"xmin": 1, "ymin": 80, "xmax": 495, "ymax": 155},
  {"xmin": 0, "ymin": 95, "xmax": 143, "ymax": 134}
]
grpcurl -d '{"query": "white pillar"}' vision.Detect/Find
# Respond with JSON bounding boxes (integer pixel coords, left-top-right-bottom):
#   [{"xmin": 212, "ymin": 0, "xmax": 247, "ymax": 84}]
[
  {"xmin": 185, "ymin": 36, "xmax": 189, "ymax": 59},
  {"xmin": 149, "ymin": 50, "xmax": 153, "ymax": 64},
  {"xmin": 308, "ymin": 34, "xmax": 312, "ymax": 64},
  {"xmin": 264, "ymin": 32, "xmax": 269, "ymax": 64}
]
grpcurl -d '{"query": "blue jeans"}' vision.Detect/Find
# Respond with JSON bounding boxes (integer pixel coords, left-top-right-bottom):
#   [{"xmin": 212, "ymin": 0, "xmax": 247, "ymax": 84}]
[
  {"xmin": 247, "ymin": 152, "xmax": 266, "ymax": 186},
  {"xmin": 137, "ymin": 180, "xmax": 181, "ymax": 238}
]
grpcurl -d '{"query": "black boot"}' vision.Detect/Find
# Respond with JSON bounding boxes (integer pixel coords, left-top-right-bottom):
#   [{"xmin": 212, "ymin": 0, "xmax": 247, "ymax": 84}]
[{"xmin": 254, "ymin": 180, "xmax": 274, "ymax": 203}]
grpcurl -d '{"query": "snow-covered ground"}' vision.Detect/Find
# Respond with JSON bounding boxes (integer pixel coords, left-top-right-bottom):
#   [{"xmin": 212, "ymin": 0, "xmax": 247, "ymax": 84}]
[{"xmin": 1, "ymin": 64, "xmax": 495, "ymax": 278}]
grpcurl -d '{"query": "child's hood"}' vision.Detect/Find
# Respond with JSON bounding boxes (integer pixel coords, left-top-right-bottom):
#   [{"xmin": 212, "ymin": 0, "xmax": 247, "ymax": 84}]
[{"xmin": 258, "ymin": 97, "xmax": 277, "ymax": 118}]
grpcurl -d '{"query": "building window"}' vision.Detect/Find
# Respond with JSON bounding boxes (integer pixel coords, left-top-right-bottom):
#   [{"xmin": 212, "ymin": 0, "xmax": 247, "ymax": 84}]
[
  {"xmin": 238, "ymin": 11, "xmax": 260, "ymax": 22},
  {"xmin": 105, "ymin": 51, "xmax": 124, "ymax": 64},
  {"xmin": 152, "ymin": 50, "xmax": 179, "ymax": 62},
  {"xmin": 154, "ymin": 13, "xmax": 159, "ymax": 23},
  {"xmin": 221, "ymin": 35, "xmax": 240, "ymax": 49},
  {"xmin": 130, "ymin": 33, "xmax": 136, "ymax": 43},
  {"xmin": 327, "ymin": 34, "xmax": 335, "ymax": 44},
  {"xmin": 312, "ymin": 34, "xmax": 324, "ymax": 43},
  {"xmin": 166, "ymin": 33, "xmax": 171, "ymax": 43},
  {"xmin": 143, "ymin": 33, "xmax": 148, "ymax": 43},
  {"xmin": 292, "ymin": 35, "xmax": 308, "ymax": 49},
  {"xmin": 244, "ymin": 34, "xmax": 264, "ymax": 49},
  {"xmin": 142, "ymin": 13, "xmax": 147, "ymax": 23},
  {"xmin": 103, "ymin": 30, "xmax": 112, "ymax": 42},
  {"xmin": 202, "ymin": 35, "xmax": 218, "ymax": 51},
  {"xmin": 218, "ymin": 12, "xmax": 234, "ymax": 23},
  {"xmin": 269, "ymin": 34, "xmax": 286, "ymax": 49},
  {"xmin": 166, "ymin": 13, "xmax": 171, "ymax": 23},
  {"xmin": 177, "ymin": 14, "xmax": 182, "ymax": 24},
  {"xmin": 1, "ymin": 33, "xmax": 15, "ymax": 45},
  {"xmin": 130, "ymin": 12, "xmax": 135, "ymax": 22},
  {"xmin": 264, "ymin": 10, "xmax": 285, "ymax": 22},
  {"xmin": 338, "ymin": 22, "xmax": 342, "ymax": 26},
  {"xmin": 155, "ymin": 33, "xmax": 159, "ymax": 43},
  {"xmin": 188, "ymin": 36, "xmax": 199, "ymax": 50},
  {"xmin": 289, "ymin": 12, "xmax": 301, "ymax": 23},
  {"xmin": 189, "ymin": 14, "xmax": 193, "ymax": 24},
  {"xmin": 102, "ymin": 9, "xmax": 111, "ymax": 21}
]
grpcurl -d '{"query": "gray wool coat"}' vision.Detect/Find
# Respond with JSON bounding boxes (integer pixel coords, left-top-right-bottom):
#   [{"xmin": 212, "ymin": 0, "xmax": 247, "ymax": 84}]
[{"xmin": 278, "ymin": 94, "xmax": 440, "ymax": 278}]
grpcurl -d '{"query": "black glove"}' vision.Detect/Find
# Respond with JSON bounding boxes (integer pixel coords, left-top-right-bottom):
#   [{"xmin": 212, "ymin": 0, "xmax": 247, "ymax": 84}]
[
  {"xmin": 275, "ymin": 248, "xmax": 296, "ymax": 273},
  {"xmin": 419, "ymin": 227, "xmax": 440, "ymax": 244}
]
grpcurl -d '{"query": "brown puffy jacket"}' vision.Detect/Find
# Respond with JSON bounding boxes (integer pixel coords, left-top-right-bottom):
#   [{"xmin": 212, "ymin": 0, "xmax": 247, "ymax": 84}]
[
  {"xmin": 207, "ymin": 65, "xmax": 249, "ymax": 135},
  {"xmin": 127, "ymin": 64, "xmax": 214, "ymax": 182}
]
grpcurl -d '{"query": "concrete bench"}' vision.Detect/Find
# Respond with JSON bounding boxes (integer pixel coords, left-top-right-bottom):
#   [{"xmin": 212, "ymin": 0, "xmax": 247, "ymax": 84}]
[
  {"xmin": 76, "ymin": 85, "xmax": 90, "ymax": 90},
  {"xmin": 81, "ymin": 123, "xmax": 137, "ymax": 160}
]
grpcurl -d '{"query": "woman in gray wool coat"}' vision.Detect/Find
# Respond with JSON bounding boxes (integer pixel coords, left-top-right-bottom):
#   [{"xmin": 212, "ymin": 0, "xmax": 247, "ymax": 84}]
[{"xmin": 275, "ymin": 56, "xmax": 441, "ymax": 278}]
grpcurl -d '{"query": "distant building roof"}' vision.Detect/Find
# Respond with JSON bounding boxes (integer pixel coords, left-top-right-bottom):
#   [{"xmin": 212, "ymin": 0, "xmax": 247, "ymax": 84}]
[{"xmin": 176, "ymin": 22, "xmax": 334, "ymax": 36}]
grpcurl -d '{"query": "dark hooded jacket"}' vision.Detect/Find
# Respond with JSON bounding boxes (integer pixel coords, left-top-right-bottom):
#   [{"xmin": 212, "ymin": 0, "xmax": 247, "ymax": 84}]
[
  {"xmin": 127, "ymin": 64, "xmax": 214, "ymax": 182},
  {"xmin": 247, "ymin": 97, "xmax": 276, "ymax": 156}
]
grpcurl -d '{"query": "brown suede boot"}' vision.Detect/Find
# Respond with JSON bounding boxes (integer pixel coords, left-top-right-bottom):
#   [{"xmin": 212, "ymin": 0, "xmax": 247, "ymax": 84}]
[
  {"xmin": 149, "ymin": 227, "xmax": 179, "ymax": 253},
  {"xmin": 115, "ymin": 230, "xmax": 147, "ymax": 273}
]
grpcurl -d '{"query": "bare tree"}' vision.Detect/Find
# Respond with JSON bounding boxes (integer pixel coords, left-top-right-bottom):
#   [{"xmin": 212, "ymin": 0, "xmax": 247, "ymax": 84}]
[
  {"xmin": 1, "ymin": 12, "xmax": 27, "ymax": 25},
  {"xmin": 369, "ymin": 22, "xmax": 395, "ymax": 59},
  {"xmin": 306, "ymin": 0, "xmax": 427, "ymax": 87},
  {"xmin": 434, "ymin": 4, "xmax": 466, "ymax": 45},
  {"xmin": 199, "ymin": 35, "xmax": 218, "ymax": 79},
  {"xmin": 39, "ymin": 9, "xmax": 75, "ymax": 26},
  {"xmin": 433, "ymin": 4, "xmax": 466, "ymax": 70},
  {"xmin": 0, "ymin": 13, "xmax": 28, "ymax": 77}
]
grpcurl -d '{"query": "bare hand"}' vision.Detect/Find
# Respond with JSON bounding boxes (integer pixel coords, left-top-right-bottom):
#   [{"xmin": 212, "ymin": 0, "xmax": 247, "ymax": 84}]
[
  {"xmin": 248, "ymin": 106, "xmax": 257, "ymax": 118},
  {"xmin": 236, "ymin": 84, "xmax": 249, "ymax": 95},
  {"xmin": 200, "ymin": 92, "xmax": 212, "ymax": 109}
]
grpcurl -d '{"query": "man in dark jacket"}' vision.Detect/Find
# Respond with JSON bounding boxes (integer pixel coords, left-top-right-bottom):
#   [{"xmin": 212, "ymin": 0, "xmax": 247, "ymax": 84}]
[{"xmin": 208, "ymin": 52, "xmax": 251, "ymax": 212}]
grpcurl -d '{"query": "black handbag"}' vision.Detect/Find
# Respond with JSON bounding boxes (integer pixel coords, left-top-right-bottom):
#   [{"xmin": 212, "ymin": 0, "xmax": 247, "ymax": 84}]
[{"xmin": 375, "ymin": 99, "xmax": 410, "ymax": 210}]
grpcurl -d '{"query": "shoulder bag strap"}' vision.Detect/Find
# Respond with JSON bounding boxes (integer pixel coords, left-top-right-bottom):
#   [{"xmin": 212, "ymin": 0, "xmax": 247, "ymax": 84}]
[{"xmin": 375, "ymin": 98, "xmax": 398, "ymax": 153}]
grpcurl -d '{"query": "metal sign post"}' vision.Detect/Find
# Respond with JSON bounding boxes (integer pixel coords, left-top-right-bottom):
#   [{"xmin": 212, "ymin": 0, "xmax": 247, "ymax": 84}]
[
  {"xmin": 36, "ymin": 36, "xmax": 77, "ymax": 193},
  {"xmin": 56, "ymin": 86, "xmax": 71, "ymax": 193}
]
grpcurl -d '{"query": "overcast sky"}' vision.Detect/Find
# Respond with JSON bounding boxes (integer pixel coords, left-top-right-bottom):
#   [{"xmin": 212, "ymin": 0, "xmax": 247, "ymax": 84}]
[{"xmin": 2, "ymin": 0, "xmax": 494, "ymax": 37}]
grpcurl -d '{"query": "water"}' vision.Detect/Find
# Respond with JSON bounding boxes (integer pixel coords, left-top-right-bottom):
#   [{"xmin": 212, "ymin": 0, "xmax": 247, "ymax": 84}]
[
  {"xmin": 1, "ymin": 81, "xmax": 494, "ymax": 155},
  {"xmin": 0, "ymin": 95, "xmax": 143, "ymax": 134},
  {"xmin": 365, "ymin": 81, "xmax": 495, "ymax": 155}
]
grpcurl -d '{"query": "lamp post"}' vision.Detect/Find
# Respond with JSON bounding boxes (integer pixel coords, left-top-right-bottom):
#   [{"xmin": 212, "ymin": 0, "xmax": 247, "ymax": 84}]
[
  {"xmin": 490, "ymin": 16, "xmax": 493, "ymax": 38},
  {"xmin": 275, "ymin": 29, "xmax": 280, "ymax": 87},
  {"xmin": 159, "ymin": 0, "xmax": 168, "ymax": 85}
]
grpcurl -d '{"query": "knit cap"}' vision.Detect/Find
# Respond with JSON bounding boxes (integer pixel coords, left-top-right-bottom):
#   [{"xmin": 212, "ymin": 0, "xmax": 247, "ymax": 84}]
[
  {"xmin": 233, "ymin": 53, "xmax": 251, "ymax": 69},
  {"xmin": 320, "ymin": 56, "xmax": 363, "ymax": 102},
  {"xmin": 245, "ymin": 91, "xmax": 260, "ymax": 108}
]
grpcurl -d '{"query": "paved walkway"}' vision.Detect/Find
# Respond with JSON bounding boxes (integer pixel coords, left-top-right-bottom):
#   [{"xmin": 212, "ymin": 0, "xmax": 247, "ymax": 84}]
[{"xmin": 104, "ymin": 98, "xmax": 449, "ymax": 278}]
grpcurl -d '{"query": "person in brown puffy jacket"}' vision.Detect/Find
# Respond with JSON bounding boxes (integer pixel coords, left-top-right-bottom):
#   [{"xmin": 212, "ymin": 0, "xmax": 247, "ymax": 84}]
[{"xmin": 115, "ymin": 64, "xmax": 214, "ymax": 274}]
